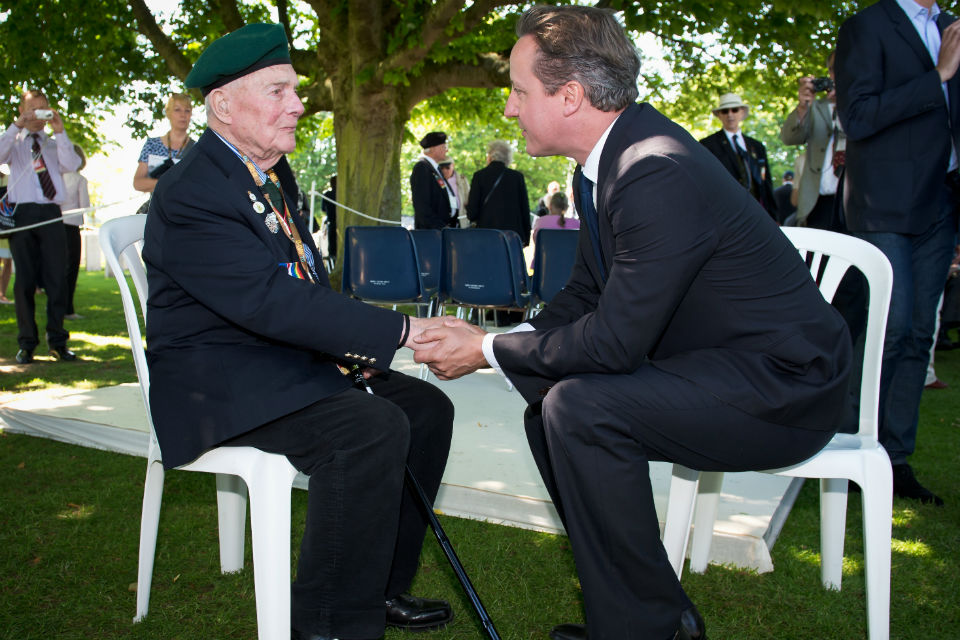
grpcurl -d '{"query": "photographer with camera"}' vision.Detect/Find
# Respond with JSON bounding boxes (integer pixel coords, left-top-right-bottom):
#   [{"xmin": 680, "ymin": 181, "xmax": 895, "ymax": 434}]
[
  {"xmin": 0, "ymin": 89, "xmax": 82, "ymax": 364},
  {"xmin": 133, "ymin": 93, "xmax": 195, "ymax": 212},
  {"xmin": 780, "ymin": 51, "xmax": 846, "ymax": 231}
]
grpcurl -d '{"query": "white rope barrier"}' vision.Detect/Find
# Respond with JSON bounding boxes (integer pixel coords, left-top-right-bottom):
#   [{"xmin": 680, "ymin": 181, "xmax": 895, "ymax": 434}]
[
  {"xmin": 0, "ymin": 196, "xmax": 145, "ymax": 236},
  {"xmin": 318, "ymin": 192, "xmax": 469, "ymax": 225}
]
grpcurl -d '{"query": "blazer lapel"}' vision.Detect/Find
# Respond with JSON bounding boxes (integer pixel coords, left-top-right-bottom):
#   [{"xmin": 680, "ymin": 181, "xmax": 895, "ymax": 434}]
[{"xmin": 885, "ymin": 0, "xmax": 936, "ymax": 71}]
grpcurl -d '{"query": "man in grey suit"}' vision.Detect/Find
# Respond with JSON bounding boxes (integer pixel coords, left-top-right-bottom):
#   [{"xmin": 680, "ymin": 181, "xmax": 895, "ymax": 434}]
[
  {"xmin": 414, "ymin": 6, "xmax": 853, "ymax": 639},
  {"xmin": 837, "ymin": 0, "xmax": 960, "ymax": 506},
  {"xmin": 781, "ymin": 51, "xmax": 846, "ymax": 231}
]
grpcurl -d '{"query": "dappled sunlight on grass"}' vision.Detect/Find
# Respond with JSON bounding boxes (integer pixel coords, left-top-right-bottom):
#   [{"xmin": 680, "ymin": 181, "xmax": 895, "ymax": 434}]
[
  {"xmin": 70, "ymin": 332, "xmax": 137, "ymax": 350},
  {"xmin": 891, "ymin": 538, "xmax": 933, "ymax": 558},
  {"xmin": 56, "ymin": 503, "xmax": 95, "ymax": 520}
]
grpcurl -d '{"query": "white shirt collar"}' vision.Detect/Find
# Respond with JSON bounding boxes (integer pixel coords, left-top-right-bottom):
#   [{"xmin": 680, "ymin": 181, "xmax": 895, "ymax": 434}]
[
  {"xmin": 420, "ymin": 154, "xmax": 440, "ymax": 171},
  {"xmin": 582, "ymin": 115, "xmax": 622, "ymax": 185},
  {"xmin": 896, "ymin": 0, "xmax": 939, "ymax": 23},
  {"xmin": 724, "ymin": 129, "xmax": 744, "ymax": 147}
]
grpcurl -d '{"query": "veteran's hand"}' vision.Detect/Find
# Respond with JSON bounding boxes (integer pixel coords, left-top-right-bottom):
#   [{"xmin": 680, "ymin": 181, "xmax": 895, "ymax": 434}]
[{"xmin": 413, "ymin": 317, "xmax": 489, "ymax": 380}]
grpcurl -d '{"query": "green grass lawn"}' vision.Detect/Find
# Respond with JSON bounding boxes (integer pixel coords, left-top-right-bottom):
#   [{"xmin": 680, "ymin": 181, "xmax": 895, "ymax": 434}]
[{"xmin": 1, "ymin": 270, "xmax": 959, "ymax": 639}]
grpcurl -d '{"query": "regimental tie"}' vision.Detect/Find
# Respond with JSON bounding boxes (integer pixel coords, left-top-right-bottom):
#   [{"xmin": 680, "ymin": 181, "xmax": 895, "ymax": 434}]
[
  {"xmin": 733, "ymin": 134, "xmax": 753, "ymax": 190},
  {"xmin": 242, "ymin": 158, "xmax": 319, "ymax": 285},
  {"xmin": 577, "ymin": 171, "xmax": 607, "ymax": 283},
  {"xmin": 30, "ymin": 133, "xmax": 57, "ymax": 200}
]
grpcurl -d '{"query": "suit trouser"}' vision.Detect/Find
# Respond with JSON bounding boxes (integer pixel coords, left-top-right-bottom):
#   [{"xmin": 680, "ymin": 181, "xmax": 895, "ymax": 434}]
[
  {"xmin": 519, "ymin": 365, "xmax": 835, "ymax": 640},
  {"xmin": 8, "ymin": 202, "xmax": 68, "ymax": 350},
  {"xmin": 852, "ymin": 191, "xmax": 957, "ymax": 464},
  {"xmin": 64, "ymin": 223, "xmax": 81, "ymax": 315},
  {"xmin": 225, "ymin": 370, "xmax": 453, "ymax": 639}
]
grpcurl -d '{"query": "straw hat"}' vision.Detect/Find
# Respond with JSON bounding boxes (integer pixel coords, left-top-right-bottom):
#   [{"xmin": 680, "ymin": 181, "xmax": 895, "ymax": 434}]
[{"xmin": 712, "ymin": 93, "xmax": 749, "ymax": 115}]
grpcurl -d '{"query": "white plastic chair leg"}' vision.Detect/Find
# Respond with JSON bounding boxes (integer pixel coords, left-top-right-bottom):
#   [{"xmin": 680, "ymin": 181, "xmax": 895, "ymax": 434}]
[
  {"xmin": 246, "ymin": 461, "xmax": 299, "ymax": 640},
  {"xmin": 662, "ymin": 464, "xmax": 701, "ymax": 578},
  {"xmin": 216, "ymin": 473, "xmax": 248, "ymax": 573},
  {"xmin": 861, "ymin": 452, "xmax": 893, "ymax": 640},
  {"xmin": 688, "ymin": 471, "xmax": 723, "ymax": 574},
  {"xmin": 134, "ymin": 459, "xmax": 165, "ymax": 622},
  {"xmin": 819, "ymin": 477, "xmax": 849, "ymax": 590}
]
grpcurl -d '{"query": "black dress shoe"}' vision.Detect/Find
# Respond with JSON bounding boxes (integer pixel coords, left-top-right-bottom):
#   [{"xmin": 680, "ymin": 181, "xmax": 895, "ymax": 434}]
[
  {"xmin": 15, "ymin": 348, "xmax": 34, "ymax": 364},
  {"xmin": 385, "ymin": 593, "xmax": 453, "ymax": 631},
  {"xmin": 49, "ymin": 346, "xmax": 77, "ymax": 361},
  {"xmin": 549, "ymin": 606, "xmax": 706, "ymax": 640},
  {"xmin": 893, "ymin": 463, "xmax": 944, "ymax": 506},
  {"xmin": 290, "ymin": 628, "xmax": 383, "ymax": 640},
  {"xmin": 549, "ymin": 623, "xmax": 586, "ymax": 640},
  {"xmin": 675, "ymin": 606, "xmax": 706, "ymax": 640}
]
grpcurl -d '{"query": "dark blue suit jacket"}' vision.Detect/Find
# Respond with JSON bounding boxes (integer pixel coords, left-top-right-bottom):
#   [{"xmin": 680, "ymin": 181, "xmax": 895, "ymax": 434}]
[
  {"xmin": 836, "ymin": 0, "xmax": 960, "ymax": 233},
  {"xmin": 143, "ymin": 129, "xmax": 404, "ymax": 468},
  {"xmin": 493, "ymin": 103, "xmax": 851, "ymax": 431},
  {"xmin": 410, "ymin": 158, "xmax": 454, "ymax": 229}
]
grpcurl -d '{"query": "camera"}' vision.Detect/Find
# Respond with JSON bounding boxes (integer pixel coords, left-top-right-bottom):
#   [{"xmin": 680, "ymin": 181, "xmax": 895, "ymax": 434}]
[
  {"xmin": 34, "ymin": 109, "xmax": 54, "ymax": 120},
  {"xmin": 148, "ymin": 156, "xmax": 176, "ymax": 179},
  {"xmin": 811, "ymin": 77, "xmax": 834, "ymax": 93}
]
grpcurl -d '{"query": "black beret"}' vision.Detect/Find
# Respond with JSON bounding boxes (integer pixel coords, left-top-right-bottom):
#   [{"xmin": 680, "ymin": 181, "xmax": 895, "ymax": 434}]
[
  {"xmin": 185, "ymin": 23, "xmax": 291, "ymax": 96},
  {"xmin": 419, "ymin": 131, "xmax": 447, "ymax": 149}
]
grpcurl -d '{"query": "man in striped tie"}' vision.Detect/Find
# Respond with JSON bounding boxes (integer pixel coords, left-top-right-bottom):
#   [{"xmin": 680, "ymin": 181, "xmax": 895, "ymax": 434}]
[{"xmin": 0, "ymin": 89, "xmax": 81, "ymax": 364}]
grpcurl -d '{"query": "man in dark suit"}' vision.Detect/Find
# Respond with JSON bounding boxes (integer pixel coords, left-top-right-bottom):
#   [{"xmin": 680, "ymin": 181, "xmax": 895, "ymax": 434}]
[
  {"xmin": 773, "ymin": 170, "xmax": 796, "ymax": 224},
  {"xmin": 836, "ymin": 0, "xmax": 960, "ymax": 506},
  {"xmin": 700, "ymin": 93, "xmax": 778, "ymax": 218},
  {"xmin": 467, "ymin": 139, "xmax": 531, "ymax": 244},
  {"xmin": 143, "ymin": 24, "xmax": 453, "ymax": 640},
  {"xmin": 413, "ymin": 6, "xmax": 852, "ymax": 640},
  {"xmin": 410, "ymin": 131, "xmax": 457, "ymax": 229}
]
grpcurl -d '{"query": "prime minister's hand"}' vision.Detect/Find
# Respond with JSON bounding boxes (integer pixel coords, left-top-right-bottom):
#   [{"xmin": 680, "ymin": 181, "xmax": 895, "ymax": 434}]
[{"xmin": 413, "ymin": 317, "xmax": 489, "ymax": 380}]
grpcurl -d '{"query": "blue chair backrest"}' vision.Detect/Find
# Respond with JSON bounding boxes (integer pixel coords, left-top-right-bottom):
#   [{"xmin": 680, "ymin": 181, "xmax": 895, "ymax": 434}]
[
  {"xmin": 501, "ymin": 230, "xmax": 530, "ymax": 304},
  {"xmin": 409, "ymin": 229, "xmax": 442, "ymax": 298},
  {"xmin": 441, "ymin": 228, "xmax": 524, "ymax": 308},
  {"xmin": 531, "ymin": 229, "xmax": 579, "ymax": 304},
  {"xmin": 341, "ymin": 226, "xmax": 425, "ymax": 303}
]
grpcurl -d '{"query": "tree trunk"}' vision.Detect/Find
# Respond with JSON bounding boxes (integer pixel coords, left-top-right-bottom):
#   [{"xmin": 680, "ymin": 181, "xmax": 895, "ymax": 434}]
[{"xmin": 330, "ymin": 85, "xmax": 407, "ymax": 271}]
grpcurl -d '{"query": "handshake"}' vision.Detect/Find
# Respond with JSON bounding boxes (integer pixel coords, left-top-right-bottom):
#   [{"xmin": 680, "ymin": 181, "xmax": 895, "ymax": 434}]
[{"xmin": 404, "ymin": 316, "xmax": 490, "ymax": 380}]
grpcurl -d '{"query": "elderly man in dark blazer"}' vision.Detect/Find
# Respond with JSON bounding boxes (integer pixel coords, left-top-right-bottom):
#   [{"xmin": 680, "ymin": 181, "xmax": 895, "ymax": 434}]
[
  {"xmin": 701, "ymin": 93, "xmax": 777, "ymax": 218},
  {"xmin": 835, "ymin": 0, "xmax": 960, "ymax": 506},
  {"xmin": 143, "ymin": 23, "xmax": 453, "ymax": 640},
  {"xmin": 410, "ymin": 131, "xmax": 457, "ymax": 229},
  {"xmin": 467, "ymin": 139, "xmax": 531, "ymax": 244},
  {"xmin": 413, "ymin": 6, "xmax": 852, "ymax": 640}
]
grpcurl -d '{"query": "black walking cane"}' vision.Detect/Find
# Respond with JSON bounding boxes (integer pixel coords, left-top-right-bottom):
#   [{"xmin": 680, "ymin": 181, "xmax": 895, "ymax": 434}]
[{"xmin": 350, "ymin": 367, "xmax": 502, "ymax": 640}]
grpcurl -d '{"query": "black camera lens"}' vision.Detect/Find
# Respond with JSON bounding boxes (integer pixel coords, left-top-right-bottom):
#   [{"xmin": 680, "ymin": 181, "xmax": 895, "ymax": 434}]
[{"xmin": 812, "ymin": 77, "xmax": 834, "ymax": 92}]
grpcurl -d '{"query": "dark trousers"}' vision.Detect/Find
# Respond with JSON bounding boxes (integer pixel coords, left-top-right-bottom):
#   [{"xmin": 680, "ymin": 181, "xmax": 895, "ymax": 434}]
[
  {"xmin": 852, "ymin": 190, "xmax": 957, "ymax": 464},
  {"xmin": 8, "ymin": 202, "xmax": 68, "ymax": 350},
  {"xmin": 225, "ymin": 370, "xmax": 453, "ymax": 639},
  {"xmin": 518, "ymin": 365, "xmax": 835, "ymax": 640},
  {"xmin": 64, "ymin": 224, "xmax": 81, "ymax": 315}
]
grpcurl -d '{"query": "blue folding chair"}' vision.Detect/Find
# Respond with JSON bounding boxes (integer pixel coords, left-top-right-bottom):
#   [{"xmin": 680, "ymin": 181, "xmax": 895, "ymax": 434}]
[
  {"xmin": 529, "ymin": 229, "xmax": 579, "ymax": 314},
  {"xmin": 440, "ymin": 228, "xmax": 529, "ymax": 324},
  {"xmin": 341, "ymin": 226, "xmax": 430, "ymax": 313},
  {"xmin": 410, "ymin": 228, "xmax": 442, "ymax": 316}
]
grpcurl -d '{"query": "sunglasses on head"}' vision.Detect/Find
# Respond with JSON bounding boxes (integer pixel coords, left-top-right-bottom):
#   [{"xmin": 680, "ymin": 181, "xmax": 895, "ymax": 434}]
[{"xmin": 718, "ymin": 107, "xmax": 742, "ymax": 114}]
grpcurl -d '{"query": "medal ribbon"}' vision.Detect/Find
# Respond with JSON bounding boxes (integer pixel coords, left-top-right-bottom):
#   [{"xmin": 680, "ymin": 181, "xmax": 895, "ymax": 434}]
[{"xmin": 242, "ymin": 159, "xmax": 319, "ymax": 284}]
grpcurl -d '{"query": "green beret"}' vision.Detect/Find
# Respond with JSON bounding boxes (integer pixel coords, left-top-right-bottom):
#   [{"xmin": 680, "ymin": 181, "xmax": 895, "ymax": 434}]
[{"xmin": 185, "ymin": 23, "xmax": 291, "ymax": 95}]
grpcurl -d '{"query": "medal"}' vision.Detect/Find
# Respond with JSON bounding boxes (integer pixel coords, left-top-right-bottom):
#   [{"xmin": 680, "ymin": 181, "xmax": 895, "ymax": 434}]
[
  {"xmin": 253, "ymin": 201, "xmax": 266, "ymax": 214},
  {"xmin": 248, "ymin": 191, "xmax": 257, "ymax": 202},
  {"xmin": 264, "ymin": 211, "xmax": 279, "ymax": 233}
]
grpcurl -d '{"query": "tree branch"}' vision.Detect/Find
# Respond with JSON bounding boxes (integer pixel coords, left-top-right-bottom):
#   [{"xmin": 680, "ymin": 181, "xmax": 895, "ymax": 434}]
[
  {"xmin": 210, "ymin": 0, "xmax": 245, "ymax": 32},
  {"xmin": 403, "ymin": 52, "xmax": 510, "ymax": 111},
  {"xmin": 128, "ymin": 0, "xmax": 193, "ymax": 80},
  {"xmin": 381, "ymin": 0, "xmax": 508, "ymax": 75}
]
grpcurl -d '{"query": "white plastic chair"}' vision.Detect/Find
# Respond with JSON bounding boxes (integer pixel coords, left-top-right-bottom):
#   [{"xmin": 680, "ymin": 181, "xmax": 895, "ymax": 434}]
[
  {"xmin": 661, "ymin": 227, "xmax": 894, "ymax": 640},
  {"xmin": 99, "ymin": 215, "xmax": 300, "ymax": 640}
]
